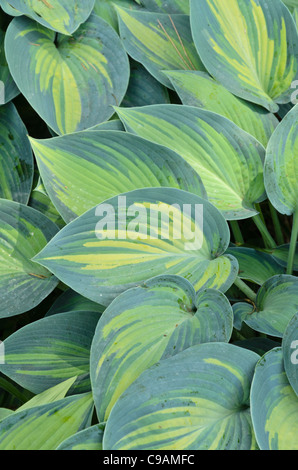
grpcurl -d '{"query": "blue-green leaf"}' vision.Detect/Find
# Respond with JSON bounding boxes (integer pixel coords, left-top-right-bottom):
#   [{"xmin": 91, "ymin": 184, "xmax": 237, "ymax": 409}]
[
  {"xmin": 0, "ymin": 311, "xmax": 101, "ymax": 393},
  {"xmin": 103, "ymin": 343, "xmax": 259, "ymax": 450},
  {"xmin": 251, "ymin": 348, "xmax": 298, "ymax": 450},
  {"xmin": 91, "ymin": 275, "xmax": 233, "ymax": 421}
]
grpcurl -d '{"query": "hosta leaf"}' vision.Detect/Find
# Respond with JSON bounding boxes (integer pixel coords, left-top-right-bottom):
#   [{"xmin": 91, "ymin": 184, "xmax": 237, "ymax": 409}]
[
  {"xmin": 0, "ymin": 199, "xmax": 59, "ymax": 319},
  {"xmin": 0, "ymin": 311, "xmax": 101, "ymax": 394},
  {"xmin": 136, "ymin": 0, "xmax": 189, "ymax": 14},
  {"xmin": 0, "ymin": 29, "xmax": 19, "ymax": 103},
  {"xmin": 264, "ymin": 104, "xmax": 298, "ymax": 216},
  {"xmin": 30, "ymin": 130, "xmax": 206, "ymax": 224},
  {"xmin": 282, "ymin": 313, "xmax": 298, "ymax": 396},
  {"xmin": 46, "ymin": 289, "xmax": 105, "ymax": 317},
  {"xmin": 251, "ymin": 348, "xmax": 298, "ymax": 450},
  {"xmin": 94, "ymin": 0, "xmax": 140, "ymax": 31},
  {"xmin": 122, "ymin": 61, "xmax": 170, "ymax": 107},
  {"xmin": 227, "ymin": 247, "xmax": 284, "ymax": 285},
  {"xmin": 34, "ymin": 188, "xmax": 238, "ymax": 307},
  {"xmin": 103, "ymin": 343, "xmax": 259, "ymax": 450},
  {"xmin": 233, "ymin": 302, "xmax": 256, "ymax": 331},
  {"xmin": 117, "ymin": 8, "xmax": 204, "ymax": 89},
  {"xmin": 270, "ymin": 244, "xmax": 298, "ymax": 271},
  {"xmin": 166, "ymin": 70, "xmax": 278, "ymax": 147},
  {"xmin": 117, "ymin": 105, "xmax": 266, "ymax": 220},
  {"xmin": 190, "ymin": 0, "xmax": 298, "ymax": 112},
  {"xmin": 233, "ymin": 275, "xmax": 298, "ymax": 337},
  {"xmin": 91, "ymin": 275, "xmax": 233, "ymax": 421},
  {"xmin": 18, "ymin": 377, "xmax": 78, "ymax": 412},
  {"xmin": 87, "ymin": 119, "xmax": 124, "ymax": 132},
  {"xmin": 5, "ymin": 0, "xmax": 95, "ymax": 35},
  {"xmin": 56, "ymin": 424, "xmax": 104, "ymax": 450},
  {"xmin": 5, "ymin": 14, "xmax": 130, "ymax": 135},
  {"xmin": 0, "ymin": 103, "xmax": 33, "ymax": 204},
  {"xmin": 0, "ymin": 0, "xmax": 22, "ymax": 16},
  {"xmin": 284, "ymin": 0, "xmax": 298, "ymax": 8},
  {"xmin": 29, "ymin": 189, "xmax": 65, "ymax": 229},
  {"xmin": 0, "ymin": 409, "xmax": 13, "ymax": 423},
  {"xmin": 294, "ymin": 7, "xmax": 298, "ymax": 28},
  {"xmin": 0, "ymin": 392, "xmax": 94, "ymax": 450}
]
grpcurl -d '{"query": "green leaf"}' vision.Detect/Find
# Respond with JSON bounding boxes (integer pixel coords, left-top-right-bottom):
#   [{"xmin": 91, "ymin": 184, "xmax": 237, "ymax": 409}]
[
  {"xmin": 18, "ymin": 377, "xmax": 78, "ymax": 412},
  {"xmin": 0, "ymin": 0, "xmax": 22, "ymax": 16},
  {"xmin": 265, "ymin": 104, "xmax": 298, "ymax": 216},
  {"xmin": 91, "ymin": 275, "xmax": 233, "ymax": 421},
  {"xmin": 233, "ymin": 275, "xmax": 298, "ymax": 338},
  {"xmin": 56, "ymin": 423, "xmax": 104, "ymax": 450},
  {"xmin": 136, "ymin": 0, "xmax": 189, "ymax": 14},
  {"xmin": 0, "ymin": 103, "xmax": 33, "ymax": 204},
  {"xmin": 5, "ymin": 0, "xmax": 95, "ymax": 35},
  {"xmin": 251, "ymin": 348, "xmax": 298, "ymax": 450},
  {"xmin": 122, "ymin": 61, "xmax": 170, "ymax": 107},
  {"xmin": 0, "ymin": 29, "xmax": 19, "ymax": 103},
  {"xmin": 294, "ymin": 7, "xmax": 298, "ymax": 28},
  {"xmin": 29, "ymin": 189, "xmax": 65, "ymax": 229},
  {"xmin": 116, "ymin": 105, "xmax": 266, "ymax": 220},
  {"xmin": 86, "ymin": 119, "xmax": 124, "ymax": 132},
  {"xmin": 84, "ymin": 118, "xmax": 125, "ymax": 132},
  {"xmin": 94, "ymin": 0, "xmax": 140, "ymax": 31},
  {"xmin": 30, "ymin": 130, "xmax": 206, "ymax": 224},
  {"xmin": 283, "ymin": 0, "xmax": 298, "ymax": 8},
  {"xmin": 33, "ymin": 187, "xmax": 238, "ymax": 306},
  {"xmin": 46, "ymin": 289, "xmax": 105, "ymax": 317},
  {"xmin": 166, "ymin": 70, "xmax": 278, "ymax": 147},
  {"xmin": 270, "ymin": 244, "xmax": 298, "ymax": 271},
  {"xmin": 190, "ymin": 0, "xmax": 298, "ymax": 112},
  {"xmin": 0, "ymin": 409, "xmax": 13, "ymax": 423},
  {"xmin": 282, "ymin": 312, "xmax": 298, "ymax": 396},
  {"xmin": 0, "ymin": 310, "xmax": 101, "ymax": 393},
  {"xmin": 0, "ymin": 199, "xmax": 59, "ymax": 319},
  {"xmin": 103, "ymin": 343, "xmax": 259, "ymax": 450},
  {"xmin": 5, "ymin": 14, "xmax": 130, "ymax": 135},
  {"xmin": 0, "ymin": 392, "xmax": 94, "ymax": 450},
  {"xmin": 226, "ymin": 247, "xmax": 284, "ymax": 285},
  {"xmin": 117, "ymin": 8, "xmax": 205, "ymax": 89}
]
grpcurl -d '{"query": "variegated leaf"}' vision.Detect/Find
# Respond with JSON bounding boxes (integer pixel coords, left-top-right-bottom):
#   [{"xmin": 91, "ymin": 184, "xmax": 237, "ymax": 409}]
[
  {"xmin": 5, "ymin": 14, "xmax": 130, "ymax": 135},
  {"xmin": 103, "ymin": 343, "xmax": 259, "ymax": 450},
  {"xmin": 166, "ymin": 70, "xmax": 278, "ymax": 147},
  {"xmin": 136, "ymin": 0, "xmax": 189, "ymax": 14},
  {"xmin": 91, "ymin": 275, "xmax": 233, "ymax": 421},
  {"xmin": 0, "ymin": 199, "xmax": 59, "ymax": 318},
  {"xmin": 4, "ymin": 0, "xmax": 95, "ymax": 35},
  {"xmin": 282, "ymin": 312, "xmax": 298, "ymax": 396},
  {"xmin": 30, "ymin": 130, "xmax": 206, "ymax": 223},
  {"xmin": 117, "ymin": 7, "xmax": 204, "ymax": 89},
  {"xmin": 251, "ymin": 347, "xmax": 298, "ymax": 450},
  {"xmin": 190, "ymin": 0, "xmax": 298, "ymax": 112},
  {"xmin": 56, "ymin": 424, "xmax": 104, "ymax": 450},
  {"xmin": 33, "ymin": 188, "xmax": 238, "ymax": 306},
  {"xmin": 0, "ymin": 310, "xmax": 101, "ymax": 393},
  {"xmin": 265, "ymin": 105, "xmax": 298, "ymax": 216},
  {"xmin": 0, "ymin": 103, "xmax": 33, "ymax": 204},
  {"xmin": 0, "ymin": 393, "xmax": 94, "ymax": 450},
  {"xmin": 233, "ymin": 275, "xmax": 298, "ymax": 337},
  {"xmin": 116, "ymin": 104, "xmax": 266, "ymax": 220},
  {"xmin": 0, "ymin": 28, "xmax": 19, "ymax": 103},
  {"xmin": 227, "ymin": 247, "xmax": 284, "ymax": 285}
]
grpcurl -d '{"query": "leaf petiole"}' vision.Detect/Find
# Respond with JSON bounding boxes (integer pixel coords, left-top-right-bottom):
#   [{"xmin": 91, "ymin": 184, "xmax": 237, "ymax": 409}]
[{"xmin": 287, "ymin": 210, "xmax": 298, "ymax": 275}]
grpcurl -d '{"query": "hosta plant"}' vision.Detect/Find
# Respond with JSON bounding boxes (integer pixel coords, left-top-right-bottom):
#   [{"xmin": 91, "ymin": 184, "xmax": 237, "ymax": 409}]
[{"xmin": 0, "ymin": 0, "xmax": 298, "ymax": 451}]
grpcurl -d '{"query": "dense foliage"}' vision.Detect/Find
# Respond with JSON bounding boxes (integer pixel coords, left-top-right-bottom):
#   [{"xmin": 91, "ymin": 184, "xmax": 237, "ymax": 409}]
[{"xmin": 0, "ymin": 0, "xmax": 298, "ymax": 451}]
